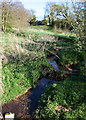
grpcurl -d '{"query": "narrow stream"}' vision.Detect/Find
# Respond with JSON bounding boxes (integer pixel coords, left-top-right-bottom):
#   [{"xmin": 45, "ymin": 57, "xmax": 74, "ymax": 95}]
[
  {"xmin": 2, "ymin": 57, "xmax": 58, "ymax": 119},
  {"xmin": 27, "ymin": 78, "xmax": 55, "ymax": 117}
]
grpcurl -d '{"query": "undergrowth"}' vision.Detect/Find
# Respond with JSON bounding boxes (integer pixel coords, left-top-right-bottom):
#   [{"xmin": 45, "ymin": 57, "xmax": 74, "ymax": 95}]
[
  {"xmin": 35, "ymin": 75, "xmax": 86, "ymax": 119},
  {"xmin": 2, "ymin": 56, "xmax": 52, "ymax": 104}
]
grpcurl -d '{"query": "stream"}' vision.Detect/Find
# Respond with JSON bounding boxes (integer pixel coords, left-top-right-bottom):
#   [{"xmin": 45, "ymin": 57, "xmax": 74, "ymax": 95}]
[{"xmin": 2, "ymin": 57, "xmax": 59, "ymax": 119}]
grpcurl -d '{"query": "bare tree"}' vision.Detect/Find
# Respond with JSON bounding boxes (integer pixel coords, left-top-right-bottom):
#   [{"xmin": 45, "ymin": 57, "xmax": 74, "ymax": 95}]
[
  {"xmin": 2, "ymin": 0, "xmax": 13, "ymax": 32},
  {"xmin": 2, "ymin": 0, "xmax": 35, "ymax": 32}
]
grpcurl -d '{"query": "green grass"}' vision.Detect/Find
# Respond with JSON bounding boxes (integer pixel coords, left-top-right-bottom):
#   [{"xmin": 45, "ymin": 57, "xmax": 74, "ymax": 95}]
[
  {"xmin": 2, "ymin": 26, "xmax": 76, "ymax": 46},
  {"xmin": 31, "ymin": 25, "xmax": 76, "ymax": 36},
  {"xmin": 32, "ymin": 25, "xmax": 54, "ymax": 31},
  {"xmin": 28, "ymin": 28, "xmax": 56, "ymax": 36}
]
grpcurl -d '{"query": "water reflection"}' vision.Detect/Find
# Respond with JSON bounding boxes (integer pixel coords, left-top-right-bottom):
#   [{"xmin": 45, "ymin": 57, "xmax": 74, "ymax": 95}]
[
  {"xmin": 48, "ymin": 57, "xmax": 60, "ymax": 71},
  {"xmin": 28, "ymin": 78, "xmax": 55, "ymax": 116}
]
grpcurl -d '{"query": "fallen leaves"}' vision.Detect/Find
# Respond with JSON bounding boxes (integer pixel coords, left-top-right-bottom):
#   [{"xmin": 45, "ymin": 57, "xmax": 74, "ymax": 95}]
[{"xmin": 56, "ymin": 105, "xmax": 72, "ymax": 112}]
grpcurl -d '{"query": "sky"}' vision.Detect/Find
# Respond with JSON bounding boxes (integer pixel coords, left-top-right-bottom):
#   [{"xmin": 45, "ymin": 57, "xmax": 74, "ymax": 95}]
[{"xmin": 20, "ymin": 0, "xmax": 76, "ymax": 20}]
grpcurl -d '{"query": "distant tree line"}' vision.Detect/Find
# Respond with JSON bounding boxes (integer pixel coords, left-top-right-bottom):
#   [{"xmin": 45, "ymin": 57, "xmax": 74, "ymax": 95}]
[
  {"xmin": 31, "ymin": 1, "xmax": 85, "ymax": 33},
  {"xmin": 43, "ymin": 2, "xmax": 77, "ymax": 30},
  {"xmin": 1, "ymin": 0, "xmax": 36, "ymax": 32}
]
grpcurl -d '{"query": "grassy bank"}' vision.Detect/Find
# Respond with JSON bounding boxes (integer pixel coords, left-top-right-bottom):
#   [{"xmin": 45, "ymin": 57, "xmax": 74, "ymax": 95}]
[
  {"xmin": 2, "ymin": 56, "xmax": 52, "ymax": 104},
  {"xmin": 1, "ymin": 26, "xmax": 85, "ymax": 109},
  {"xmin": 1, "ymin": 27, "xmax": 56, "ymax": 104},
  {"xmin": 35, "ymin": 75, "xmax": 86, "ymax": 119}
]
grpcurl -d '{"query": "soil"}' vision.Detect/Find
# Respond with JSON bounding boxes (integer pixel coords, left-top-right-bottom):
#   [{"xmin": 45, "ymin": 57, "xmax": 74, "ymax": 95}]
[{"xmin": 2, "ymin": 91, "xmax": 32, "ymax": 119}]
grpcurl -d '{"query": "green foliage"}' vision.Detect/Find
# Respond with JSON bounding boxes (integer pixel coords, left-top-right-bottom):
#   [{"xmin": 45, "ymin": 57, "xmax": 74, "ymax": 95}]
[
  {"xmin": 6, "ymin": 24, "xmax": 14, "ymax": 33},
  {"xmin": 56, "ymin": 70, "xmax": 65, "ymax": 77},
  {"xmin": 30, "ymin": 15, "xmax": 36, "ymax": 25},
  {"xmin": 2, "ymin": 56, "xmax": 51, "ymax": 104},
  {"xmin": 41, "ymin": 20, "xmax": 48, "ymax": 25},
  {"xmin": 59, "ymin": 47, "xmax": 84, "ymax": 66},
  {"xmin": 58, "ymin": 35, "xmax": 76, "ymax": 42},
  {"xmin": 50, "ymin": 4, "xmax": 69, "ymax": 18},
  {"xmin": 36, "ymin": 76, "xmax": 86, "ymax": 119}
]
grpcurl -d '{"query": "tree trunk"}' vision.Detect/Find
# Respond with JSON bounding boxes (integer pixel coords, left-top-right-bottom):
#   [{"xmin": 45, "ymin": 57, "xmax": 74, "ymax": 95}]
[
  {"xmin": 52, "ymin": 18, "xmax": 54, "ymax": 25},
  {"xmin": 59, "ymin": 22, "xmax": 61, "ymax": 29},
  {"xmin": 64, "ymin": 22, "xmax": 67, "ymax": 29}
]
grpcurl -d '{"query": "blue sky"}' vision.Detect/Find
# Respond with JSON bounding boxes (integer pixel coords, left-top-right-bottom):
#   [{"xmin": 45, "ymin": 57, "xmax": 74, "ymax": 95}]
[{"xmin": 20, "ymin": 0, "xmax": 75, "ymax": 20}]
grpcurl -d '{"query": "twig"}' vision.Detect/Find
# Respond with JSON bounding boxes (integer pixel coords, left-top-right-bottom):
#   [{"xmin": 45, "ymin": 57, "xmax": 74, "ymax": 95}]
[{"xmin": 45, "ymin": 48, "xmax": 60, "ymax": 59}]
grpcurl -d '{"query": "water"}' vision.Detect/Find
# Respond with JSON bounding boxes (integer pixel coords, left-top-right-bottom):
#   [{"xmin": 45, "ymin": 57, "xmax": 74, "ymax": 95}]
[
  {"xmin": 48, "ymin": 56, "xmax": 60, "ymax": 71},
  {"xmin": 2, "ymin": 78, "xmax": 55, "ymax": 119},
  {"xmin": 2, "ymin": 57, "xmax": 58, "ymax": 119},
  {"xmin": 28, "ymin": 57, "xmax": 59, "ymax": 116},
  {"xmin": 28, "ymin": 78, "xmax": 55, "ymax": 116}
]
